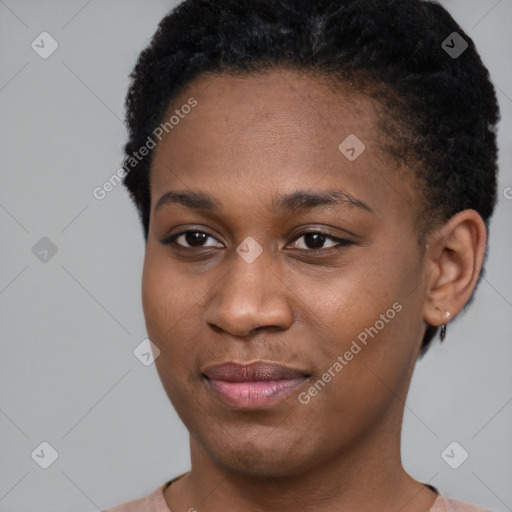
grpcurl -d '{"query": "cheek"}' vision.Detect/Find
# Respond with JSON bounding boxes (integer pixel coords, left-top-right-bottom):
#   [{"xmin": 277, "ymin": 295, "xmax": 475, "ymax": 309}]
[
  {"xmin": 141, "ymin": 253, "xmax": 205, "ymax": 415},
  {"xmin": 296, "ymin": 309, "xmax": 417, "ymax": 452},
  {"xmin": 290, "ymin": 248, "xmax": 411, "ymax": 346},
  {"xmin": 141, "ymin": 250, "xmax": 202, "ymax": 361},
  {"xmin": 303, "ymin": 243, "xmax": 423, "ymax": 392}
]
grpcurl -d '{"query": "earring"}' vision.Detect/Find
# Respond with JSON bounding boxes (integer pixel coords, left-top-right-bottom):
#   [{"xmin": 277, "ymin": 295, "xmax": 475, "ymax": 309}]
[{"xmin": 440, "ymin": 311, "xmax": 451, "ymax": 342}]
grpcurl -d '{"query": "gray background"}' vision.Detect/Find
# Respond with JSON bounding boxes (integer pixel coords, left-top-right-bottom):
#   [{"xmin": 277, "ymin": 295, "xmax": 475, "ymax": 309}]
[{"xmin": 0, "ymin": 1, "xmax": 511, "ymax": 511}]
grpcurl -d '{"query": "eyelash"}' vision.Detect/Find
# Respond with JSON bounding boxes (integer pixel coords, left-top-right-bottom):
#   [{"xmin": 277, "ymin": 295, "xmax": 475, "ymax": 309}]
[{"xmin": 161, "ymin": 229, "xmax": 355, "ymax": 253}]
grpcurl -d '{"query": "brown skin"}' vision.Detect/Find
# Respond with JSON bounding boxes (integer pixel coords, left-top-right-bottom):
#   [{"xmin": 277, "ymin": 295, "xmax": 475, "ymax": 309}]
[{"xmin": 141, "ymin": 69, "xmax": 487, "ymax": 512}]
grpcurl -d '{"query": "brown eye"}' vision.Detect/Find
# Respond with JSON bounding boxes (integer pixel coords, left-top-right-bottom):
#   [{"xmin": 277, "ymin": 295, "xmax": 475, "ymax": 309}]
[
  {"xmin": 288, "ymin": 231, "xmax": 355, "ymax": 251},
  {"xmin": 162, "ymin": 230, "xmax": 223, "ymax": 248},
  {"xmin": 181, "ymin": 232, "xmax": 208, "ymax": 247}
]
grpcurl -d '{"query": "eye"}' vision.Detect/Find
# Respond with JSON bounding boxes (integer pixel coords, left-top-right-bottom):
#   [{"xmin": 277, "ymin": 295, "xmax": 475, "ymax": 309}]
[
  {"xmin": 163, "ymin": 230, "xmax": 223, "ymax": 249},
  {"xmin": 287, "ymin": 231, "xmax": 355, "ymax": 251},
  {"xmin": 161, "ymin": 229, "xmax": 355, "ymax": 252}
]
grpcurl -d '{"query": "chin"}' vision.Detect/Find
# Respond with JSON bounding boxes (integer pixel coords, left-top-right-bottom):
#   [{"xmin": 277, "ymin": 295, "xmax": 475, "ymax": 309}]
[{"xmin": 197, "ymin": 427, "xmax": 321, "ymax": 478}]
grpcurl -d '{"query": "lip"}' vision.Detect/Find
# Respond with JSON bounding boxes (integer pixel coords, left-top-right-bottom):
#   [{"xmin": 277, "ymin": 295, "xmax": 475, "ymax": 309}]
[{"xmin": 202, "ymin": 361, "xmax": 310, "ymax": 409}]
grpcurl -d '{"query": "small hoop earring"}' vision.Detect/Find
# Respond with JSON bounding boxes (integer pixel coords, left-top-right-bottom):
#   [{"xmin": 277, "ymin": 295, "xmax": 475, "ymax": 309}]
[{"xmin": 440, "ymin": 311, "xmax": 451, "ymax": 342}]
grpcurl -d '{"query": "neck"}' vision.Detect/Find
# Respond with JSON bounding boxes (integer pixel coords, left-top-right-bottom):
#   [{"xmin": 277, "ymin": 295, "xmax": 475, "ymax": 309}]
[{"xmin": 165, "ymin": 419, "xmax": 437, "ymax": 512}]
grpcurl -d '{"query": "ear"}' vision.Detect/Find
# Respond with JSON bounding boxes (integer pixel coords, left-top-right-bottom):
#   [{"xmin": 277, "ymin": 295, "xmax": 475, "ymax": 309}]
[{"xmin": 422, "ymin": 209, "xmax": 487, "ymax": 328}]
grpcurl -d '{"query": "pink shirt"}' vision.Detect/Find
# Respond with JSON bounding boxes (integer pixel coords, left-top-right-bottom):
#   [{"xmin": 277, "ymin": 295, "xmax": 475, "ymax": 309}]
[{"xmin": 103, "ymin": 474, "xmax": 495, "ymax": 512}]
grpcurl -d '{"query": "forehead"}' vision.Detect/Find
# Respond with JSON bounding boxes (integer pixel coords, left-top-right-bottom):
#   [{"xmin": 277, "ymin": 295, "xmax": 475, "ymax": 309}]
[
  {"xmin": 149, "ymin": 69, "xmax": 418, "ymax": 220},
  {"xmin": 155, "ymin": 68, "xmax": 379, "ymax": 148}
]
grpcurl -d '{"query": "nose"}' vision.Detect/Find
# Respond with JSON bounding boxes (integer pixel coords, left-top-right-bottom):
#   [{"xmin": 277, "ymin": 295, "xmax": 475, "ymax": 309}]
[{"xmin": 204, "ymin": 248, "xmax": 294, "ymax": 337}]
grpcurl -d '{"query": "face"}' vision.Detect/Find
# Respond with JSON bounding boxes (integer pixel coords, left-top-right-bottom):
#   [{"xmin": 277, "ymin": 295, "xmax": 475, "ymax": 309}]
[{"xmin": 142, "ymin": 69, "xmax": 429, "ymax": 477}]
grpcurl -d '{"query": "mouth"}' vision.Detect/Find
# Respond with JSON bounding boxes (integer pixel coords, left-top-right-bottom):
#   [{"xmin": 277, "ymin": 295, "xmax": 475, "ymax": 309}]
[{"xmin": 202, "ymin": 361, "xmax": 310, "ymax": 409}]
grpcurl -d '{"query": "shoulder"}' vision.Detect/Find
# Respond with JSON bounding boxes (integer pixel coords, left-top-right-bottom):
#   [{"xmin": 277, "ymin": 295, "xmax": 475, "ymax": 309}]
[
  {"xmin": 102, "ymin": 473, "xmax": 187, "ymax": 512},
  {"xmin": 102, "ymin": 482, "xmax": 170, "ymax": 512},
  {"xmin": 103, "ymin": 493, "xmax": 148, "ymax": 512},
  {"xmin": 431, "ymin": 494, "xmax": 497, "ymax": 512}
]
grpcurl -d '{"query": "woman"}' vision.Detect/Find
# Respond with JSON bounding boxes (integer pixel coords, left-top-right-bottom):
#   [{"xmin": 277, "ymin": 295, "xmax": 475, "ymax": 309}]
[{"xmin": 105, "ymin": 0, "xmax": 500, "ymax": 510}]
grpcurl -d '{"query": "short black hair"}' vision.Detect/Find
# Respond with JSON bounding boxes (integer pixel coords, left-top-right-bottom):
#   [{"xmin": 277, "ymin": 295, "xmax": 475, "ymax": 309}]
[{"xmin": 121, "ymin": 0, "xmax": 500, "ymax": 358}]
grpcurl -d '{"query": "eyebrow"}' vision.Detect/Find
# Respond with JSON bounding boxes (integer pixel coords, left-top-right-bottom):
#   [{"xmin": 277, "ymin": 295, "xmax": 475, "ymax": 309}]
[{"xmin": 154, "ymin": 189, "xmax": 373, "ymax": 215}]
